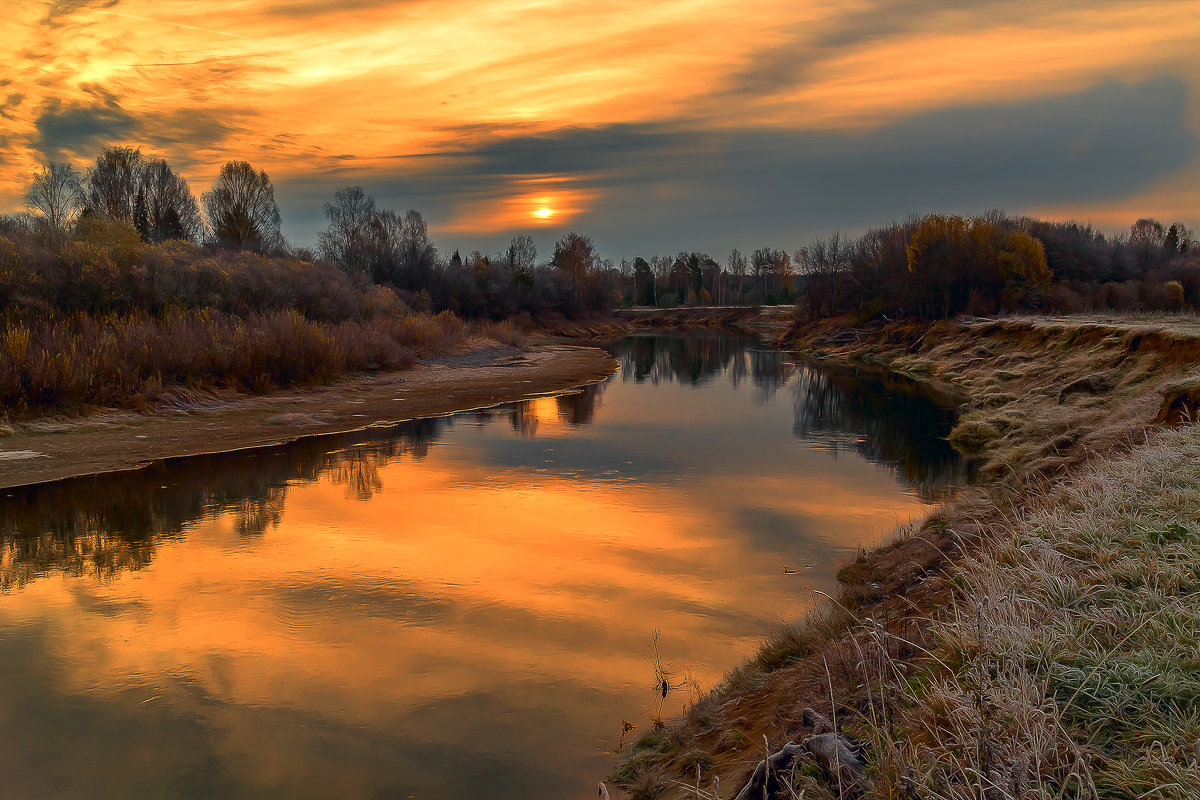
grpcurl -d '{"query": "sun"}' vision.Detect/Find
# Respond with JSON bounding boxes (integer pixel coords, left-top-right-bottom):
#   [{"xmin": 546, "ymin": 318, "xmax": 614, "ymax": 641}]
[{"xmin": 532, "ymin": 208, "xmax": 554, "ymax": 219}]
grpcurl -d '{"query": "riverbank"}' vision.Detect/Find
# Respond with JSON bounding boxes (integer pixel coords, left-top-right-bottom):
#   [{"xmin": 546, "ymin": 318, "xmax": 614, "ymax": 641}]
[
  {"xmin": 610, "ymin": 314, "xmax": 1200, "ymax": 799},
  {"xmin": 0, "ymin": 342, "xmax": 616, "ymax": 489},
  {"xmin": 532, "ymin": 306, "xmax": 799, "ymax": 341},
  {"xmin": 611, "ymin": 305, "xmax": 797, "ymax": 337}
]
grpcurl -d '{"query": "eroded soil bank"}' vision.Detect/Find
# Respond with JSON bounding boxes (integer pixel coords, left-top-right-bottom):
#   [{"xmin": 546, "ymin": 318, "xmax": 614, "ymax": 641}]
[
  {"xmin": 0, "ymin": 343, "xmax": 616, "ymax": 489},
  {"xmin": 610, "ymin": 314, "xmax": 1200, "ymax": 800}
]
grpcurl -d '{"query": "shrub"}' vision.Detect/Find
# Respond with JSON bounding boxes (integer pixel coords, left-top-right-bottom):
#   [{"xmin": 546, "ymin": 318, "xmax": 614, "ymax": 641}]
[
  {"xmin": 0, "ymin": 308, "xmax": 470, "ymax": 414},
  {"xmin": 1165, "ymin": 279, "xmax": 1185, "ymax": 310}
]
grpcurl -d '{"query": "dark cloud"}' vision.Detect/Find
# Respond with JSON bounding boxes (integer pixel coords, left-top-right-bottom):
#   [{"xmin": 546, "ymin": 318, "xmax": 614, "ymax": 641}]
[
  {"xmin": 258, "ymin": 0, "xmax": 432, "ymax": 20},
  {"xmin": 34, "ymin": 91, "xmax": 139, "ymax": 162},
  {"xmin": 685, "ymin": 76, "xmax": 1197, "ymax": 244},
  {"xmin": 279, "ymin": 124, "xmax": 693, "ymax": 226},
  {"xmin": 0, "ymin": 94, "xmax": 24, "ymax": 120},
  {"xmin": 724, "ymin": 0, "xmax": 1044, "ymax": 98},
  {"xmin": 33, "ymin": 84, "xmax": 245, "ymax": 167},
  {"xmin": 137, "ymin": 109, "xmax": 243, "ymax": 168},
  {"xmin": 41, "ymin": 0, "xmax": 120, "ymax": 28},
  {"xmin": 276, "ymin": 77, "xmax": 1195, "ymax": 255},
  {"xmin": 442, "ymin": 124, "xmax": 694, "ymax": 180}
]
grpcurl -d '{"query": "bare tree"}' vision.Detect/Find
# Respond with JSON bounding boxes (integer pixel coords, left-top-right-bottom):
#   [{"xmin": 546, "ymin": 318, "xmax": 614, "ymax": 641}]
[
  {"xmin": 797, "ymin": 232, "xmax": 850, "ymax": 317},
  {"xmin": 367, "ymin": 209, "xmax": 406, "ymax": 284},
  {"xmin": 552, "ymin": 232, "xmax": 597, "ymax": 284},
  {"xmin": 727, "ymin": 248, "xmax": 748, "ymax": 301},
  {"xmin": 317, "ymin": 185, "xmax": 378, "ymax": 275},
  {"xmin": 393, "ymin": 209, "xmax": 435, "ymax": 289},
  {"xmin": 774, "ymin": 248, "xmax": 794, "ymax": 296},
  {"xmin": 700, "ymin": 254, "xmax": 722, "ymax": 304},
  {"xmin": 138, "ymin": 159, "xmax": 203, "ymax": 242},
  {"xmin": 751, "ymin": 247, "xmax": 786, "ymax": 299},
  {"xmin": 202, "ymin": 161, "xmax": 283, "ymax": 253},
  {"xmin": 551, "ymin": 232, "xmax": 598, "ymax": 307},
  {"xmin": 506, "ymin": 234, "xmax": 537, "ymax": 280},
  {"xmin": 650, "ymin": 254, "xmax": 673, "ymax": 289},
  {"xmin": 552, "ymin": 232, "xmax": 596, "ymax": 307},
  {"xmin": 83, "ymin": 146, "xmax": 145, "ymax": 223},
  {"xmin": 77, "ymin": 148, "xmax": 199, "ymax": 242},
  {"xmin": 1129, "ymin": 218, "xmax": 1166, "ymax": 248},
  {"xmin": 315, "ymin": 190, "xmax": 438, "ymax": 287},
  {"xmin": 25, "ymin": 161, "xmax": 82, "ymax": 236}
]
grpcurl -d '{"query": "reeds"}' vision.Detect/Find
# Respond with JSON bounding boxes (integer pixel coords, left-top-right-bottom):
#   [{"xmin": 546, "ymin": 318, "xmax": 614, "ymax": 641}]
[{"xmin": 0, "ymin": 308, "xmax": 470, "ymax": 413}]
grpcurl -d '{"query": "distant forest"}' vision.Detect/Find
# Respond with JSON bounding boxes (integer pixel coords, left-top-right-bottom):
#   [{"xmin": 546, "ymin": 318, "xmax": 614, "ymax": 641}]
[
  {"xmin": 8, "ymin": 146, "xmax": 1198, "ymax": 325},
  {"xmin": 3, "ymin": 145, "xmax": 1195, "ymax": 413}
]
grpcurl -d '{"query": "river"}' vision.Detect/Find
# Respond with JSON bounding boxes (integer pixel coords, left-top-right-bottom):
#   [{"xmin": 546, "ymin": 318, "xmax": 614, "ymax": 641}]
[{"xmin": 0, "ymin": 332, "xmax": 966, "ymax": 799}]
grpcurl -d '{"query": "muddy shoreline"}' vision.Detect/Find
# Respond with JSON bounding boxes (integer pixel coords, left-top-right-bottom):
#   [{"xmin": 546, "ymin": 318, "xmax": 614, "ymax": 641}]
[{"xmin": 0, "ymin": 343, "xmax": 617, "ymax": 490}]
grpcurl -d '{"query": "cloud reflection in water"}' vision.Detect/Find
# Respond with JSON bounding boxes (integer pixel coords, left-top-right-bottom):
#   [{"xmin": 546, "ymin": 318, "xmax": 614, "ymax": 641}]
[{"xmin": 0, "ymin": 333, "xmax": 966, "ymax": 799}]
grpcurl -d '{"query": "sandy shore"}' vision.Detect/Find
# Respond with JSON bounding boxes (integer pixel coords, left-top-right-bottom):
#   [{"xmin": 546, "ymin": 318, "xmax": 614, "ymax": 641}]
[{"xmin": 0, "ymin": 344, "xmax": 617, "ymax": 489}]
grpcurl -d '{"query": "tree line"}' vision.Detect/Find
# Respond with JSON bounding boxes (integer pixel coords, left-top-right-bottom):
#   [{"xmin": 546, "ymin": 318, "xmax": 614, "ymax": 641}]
[
  {"xmin": 790, "ymin": 211, "xmax": 1198, "ymax": 319},
  {"xmin": 13, "ymin": 145, "xmax": 1200, "ymax": 321},
  {"xmin": 15, "ymin": 148, "xmax": 608, "ymax": 319},
  {"xmin": 1, "ymin": 147, "xmax": 526, "ymax": 414},
  {"xmin": 309, "ymin": 193, "xmax": 1200, "ymax": 318},
  {"xmin": 26, "ymin": 149, "xmax": 282, "ymax": 253}
]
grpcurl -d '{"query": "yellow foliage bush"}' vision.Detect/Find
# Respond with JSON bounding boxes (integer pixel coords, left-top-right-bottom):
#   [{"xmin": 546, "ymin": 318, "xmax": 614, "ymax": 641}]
[
  {"xmin": 74, "ymin": 216, "xmax": 145, "ymax": 265},
  {"xmin": 905, "ymin": 214, "xmax": 1051, "ymax": 315}
]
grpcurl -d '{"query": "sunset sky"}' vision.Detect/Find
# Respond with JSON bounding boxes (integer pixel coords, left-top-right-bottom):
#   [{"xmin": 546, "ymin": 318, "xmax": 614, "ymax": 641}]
[{"xmin": 2, "ymin": 0, "xmax": 1199, "ymax": 257}]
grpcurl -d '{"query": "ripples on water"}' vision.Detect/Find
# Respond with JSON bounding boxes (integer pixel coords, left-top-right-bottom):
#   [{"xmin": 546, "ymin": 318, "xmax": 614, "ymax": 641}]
[{"xmin": 0, "ymin": 332, "xmax": 967, "ymax": 800}]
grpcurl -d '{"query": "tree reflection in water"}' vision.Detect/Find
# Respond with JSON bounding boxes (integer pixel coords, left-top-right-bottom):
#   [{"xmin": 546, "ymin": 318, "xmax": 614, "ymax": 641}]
[
  {"xmin": 1, "ymin": 333, "xmax": 966, "ymax": 591},
  {"xmin": 605, "ymin": 332, "xmax": 969, "ymax": 499},
  {"xmin": 0, "ymin": 417, "xmax": 446, "ymax": 591},
  {"xmin": 791, "ymin": 364, "xmax": 972, "ymax": 501}
]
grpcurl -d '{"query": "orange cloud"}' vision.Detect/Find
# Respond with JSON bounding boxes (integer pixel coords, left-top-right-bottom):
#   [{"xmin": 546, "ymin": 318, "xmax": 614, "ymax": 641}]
[
  {"xmin": 439, "ymin": 175, "xmax": 598, "ymax": 234},
  {"xmin": 2, "ymin": 0, "xmax": 1198, "ymax": 240}
]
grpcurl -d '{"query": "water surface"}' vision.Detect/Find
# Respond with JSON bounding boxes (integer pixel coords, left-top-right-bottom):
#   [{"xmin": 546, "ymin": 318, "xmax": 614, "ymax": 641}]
[{"xmin": 0, "ymin": 332, "xmax": 965, "ymax": 799}]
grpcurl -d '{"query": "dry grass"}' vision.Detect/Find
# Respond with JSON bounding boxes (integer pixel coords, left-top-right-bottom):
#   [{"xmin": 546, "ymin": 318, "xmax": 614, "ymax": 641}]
[
  {"xmin": 609, "ymin": 315, "xmax": 1200, "ymax": 800},
  {"xmin": 997, "ymin": 313, "xmax": 1200, "ymax": 340},
  {"xmin": 473, "ymin": 318, "xmax": 528, "ymax": 347},
  {"xmin": 828, "ymin": 316, "xmax": 1192, "ymax": 485},
  {"xmin": 866, "ymin": 425, "xmax": 1200, "ymax": 799},
  {"xmin": 0, "ymin": 309, "xmax": 471, "ymax": 414},
  {"xmin": 0, "ymin": 219, "xmax": 516, "ymax": 415}
]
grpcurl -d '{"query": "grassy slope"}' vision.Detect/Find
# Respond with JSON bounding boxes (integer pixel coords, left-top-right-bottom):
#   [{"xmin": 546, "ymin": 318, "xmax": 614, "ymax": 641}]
[
  {"xmin": 610, "ymin": 314, "xmax": 1200, "ymax": 800},
  {"xmin": 880, "ymin": 423, "xmax": 1200, "ymax": 799}
]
